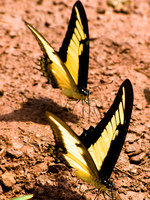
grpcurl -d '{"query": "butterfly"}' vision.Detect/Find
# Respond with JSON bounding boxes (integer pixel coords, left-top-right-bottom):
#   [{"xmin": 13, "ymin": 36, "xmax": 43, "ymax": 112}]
[
  {"xmin": 24, "ymin": 0, "xmax": 90, "ymax": 102},
  {"xmin": 46, "ymin": 79, "xmax": 134, "ymax": 199}
]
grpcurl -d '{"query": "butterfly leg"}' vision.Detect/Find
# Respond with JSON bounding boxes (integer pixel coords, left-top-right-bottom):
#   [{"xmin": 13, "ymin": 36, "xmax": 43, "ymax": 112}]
[
  {"xmin": 110, "ymin": 188, "xmax": 116, "ymax": 200},
  {"xmin": 87, "ymin": 97, "xmax": 90, "ymax": 122},
  {"xmin": 104, "ymin": 190, "xmax": 114, "ymax": 200},
  {"xmin": 79, "ymin": 186, "xmax": 96, "ymax": 199},
  {"xmin": 82, "ymin": 99, "xmax": 85, "ymax": 120},
  {"xmin": 85, "ymin": 98, "xmax": 100, "ymax": 121},
  {"xmin": 102, "ymin": 191, "xmax": 107, "ymax": 200},
  {"xmin": 72, "ymin": 99, "xmax": 81, "ymax": 112}
]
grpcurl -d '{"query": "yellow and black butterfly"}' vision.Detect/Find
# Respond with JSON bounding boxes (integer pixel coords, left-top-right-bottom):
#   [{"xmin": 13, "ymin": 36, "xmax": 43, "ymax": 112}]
[
  {"xmin": 24, "ymin": 0, "xmax": 90, "ymax": 102},
  {"xmin": 46, "ymin": 79, "xmax": 133, "ymax": 199}
]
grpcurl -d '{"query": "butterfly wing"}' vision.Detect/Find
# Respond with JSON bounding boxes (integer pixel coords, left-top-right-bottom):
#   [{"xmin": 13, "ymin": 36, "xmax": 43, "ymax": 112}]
[
  {"xmin": 46, "ymin": 111, "xmax": 100, "ymax": 185},
  {"xmin": 79, "ymin": 79, "xmax": 133, "ymax": 178},
  {"xmin": 58, "ymin": 1, "xmax": 89, "ymax": 89},
  {"xmin": 25, "ymin": 21, "xmax": 83, "ymax": 99}
]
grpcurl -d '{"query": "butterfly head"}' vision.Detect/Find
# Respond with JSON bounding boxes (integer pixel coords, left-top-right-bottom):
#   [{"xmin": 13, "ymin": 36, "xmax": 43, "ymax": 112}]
[
  {"xmin": 80, "ymin": 88, "xmax": 91, "ymax": 99},
  {"xmin": 102, "ymin": 178, "xmax": 114, "ymax": 189},
  {"xmin": 94, "ymin": 177, "xmax": 115, "ymax": 199},
  {"xmin": 99, "ymin": 174, "xmax": 116, "ymax": 199}
]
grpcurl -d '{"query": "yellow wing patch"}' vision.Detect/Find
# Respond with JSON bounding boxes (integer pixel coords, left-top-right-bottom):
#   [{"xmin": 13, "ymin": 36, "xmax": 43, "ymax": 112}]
[
  {"xmin": 87, "ymin": 87, "xmax": 126, "ymax": 171},
  {"xmin": 25, "ymin": 21, "xmax": 88, "ymax": 100},
  {"xmin": 64, "ymin": 5, "xmax": 88, "ymax": 85},
  {"xmin": 46, "ymin": 111, "xmax": 99, "ymax": 182}
]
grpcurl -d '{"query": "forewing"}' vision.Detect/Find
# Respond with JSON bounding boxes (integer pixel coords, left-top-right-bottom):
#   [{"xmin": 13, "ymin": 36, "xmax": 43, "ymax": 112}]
[
  {"xmin": 79, "ymin": 79, "xmax": 133, "ymax": 178},
  {"xmin": 25, "ymin": 21, "xmax": 78, "ymax": 93},
  {"xmin": 46, "ymin": 111, "xmax": 99, "ymax": 184},
  {"xmin": 58, "ymin": 1, "xmax": 89, "ymax": 88}
]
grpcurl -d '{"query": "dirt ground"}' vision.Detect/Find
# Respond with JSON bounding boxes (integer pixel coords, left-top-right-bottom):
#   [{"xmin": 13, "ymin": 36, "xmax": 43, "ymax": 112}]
[{"xmin": 0, "ymin": 0, "xmax": 150, "ymax": 199}]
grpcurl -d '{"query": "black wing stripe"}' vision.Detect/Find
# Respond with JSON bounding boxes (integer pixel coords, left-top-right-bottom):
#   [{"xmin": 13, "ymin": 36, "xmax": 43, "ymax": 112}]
[
  {"xmin": 79, "ymin": 79, "xmax": 133, "ymax": 177},
  {"xmin": 58, "ymin": 1, "xmax": 89, "ymax": 88},
  {"xmin": 100, "ymin": 81, "xmax": 133, "ymax": 178}
]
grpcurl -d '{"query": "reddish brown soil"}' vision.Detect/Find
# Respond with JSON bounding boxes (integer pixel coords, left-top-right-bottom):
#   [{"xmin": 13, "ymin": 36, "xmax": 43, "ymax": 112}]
[{"xmin": 0, "ymin": 0, "xmax": 150, "ymax": 199}]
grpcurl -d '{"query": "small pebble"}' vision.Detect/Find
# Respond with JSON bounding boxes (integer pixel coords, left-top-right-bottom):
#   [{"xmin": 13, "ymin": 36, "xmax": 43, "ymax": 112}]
[
  {"xmin": 1, "ymin": 172, "xmax": 16, "ymax": 188},
  {"xmin": 130, "ymin": 152, "xmax": 146, "ymax": 164},
  {"xmin": 6, "ymin": 148, "xmax": 23, "ymax": 158}
]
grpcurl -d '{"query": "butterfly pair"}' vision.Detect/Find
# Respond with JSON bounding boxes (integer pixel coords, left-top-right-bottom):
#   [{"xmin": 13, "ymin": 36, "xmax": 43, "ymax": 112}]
[
  {"xmin": 25, "ymin": 1, "xmax": 134, "ymax": 199},
  {"xmin": 46, "ymin": 79, "xmax": 133, "ymax": 199}
]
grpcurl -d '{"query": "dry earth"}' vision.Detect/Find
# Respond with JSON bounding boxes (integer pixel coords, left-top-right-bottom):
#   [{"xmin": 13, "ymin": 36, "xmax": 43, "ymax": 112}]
[{"xmin": 0, "ymin": 0, "xmax": 150, "ymax": 199}]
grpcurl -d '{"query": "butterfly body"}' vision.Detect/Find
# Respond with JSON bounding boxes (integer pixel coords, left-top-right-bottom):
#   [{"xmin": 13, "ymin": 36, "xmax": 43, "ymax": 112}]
[
  {"xmin": 46, "ymin": 79, "xmax": 134, "ymax": 198},
  {"xmin": 25, "ymin": 1, "xmax": 90, "ymax": 100}
]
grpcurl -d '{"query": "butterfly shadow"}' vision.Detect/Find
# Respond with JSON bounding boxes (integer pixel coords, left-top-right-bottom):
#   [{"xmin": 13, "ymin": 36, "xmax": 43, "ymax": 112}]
[
  {"xmin": 29, "ymin": 163, "xmax": 87, "ymax": 200},
  {"xmin": 0, "ymin": 96, "xmax": 79, "ymax": 124},
  {"xmin": 32, "ymin": 181, "xmax": 87, "ymax": 200},
  {"xmin": 144, "ymin": 88, "xmax": 150, "ymax": 105}
]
